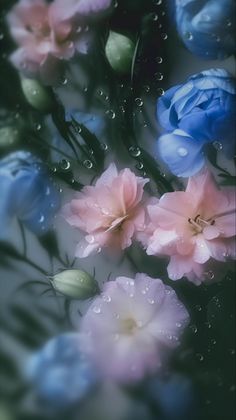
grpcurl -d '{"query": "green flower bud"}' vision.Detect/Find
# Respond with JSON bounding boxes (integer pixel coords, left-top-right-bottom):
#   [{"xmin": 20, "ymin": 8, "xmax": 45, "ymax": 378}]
[
  {"xmin": 105, "ymin": 31, "xmax": 135, "ymax": 74},
  {"xmin": 52, "ymin": 269, "xmax": 99, "ymax": 300},
  {"xmin": 20, "ymin": 77, "xmax": 54, "ymax": 113}
]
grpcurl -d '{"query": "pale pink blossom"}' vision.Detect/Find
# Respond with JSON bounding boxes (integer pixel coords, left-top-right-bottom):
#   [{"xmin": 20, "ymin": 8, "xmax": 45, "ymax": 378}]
[
  {"xmin": 63, "ymin": 163, "xmax": 149, "ymax": 258},
  {"xmin": 141, "ymin": 168, "xmax": 236, "ymax": 284},
  {"xmin": 7, "ymin": 0, "xmax": 112, "ymax": 84},
  {"xmin": 80, "ymin": 273, "xmax": 189, "ymax": 383}
]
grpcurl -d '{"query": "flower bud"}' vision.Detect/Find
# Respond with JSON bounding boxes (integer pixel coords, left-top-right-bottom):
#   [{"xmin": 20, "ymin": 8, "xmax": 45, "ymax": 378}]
[
  {"xmin": 105, "ymin": 31, "xmax": 135, "ymax": 74},
  {"xmin": 20, "ymin": 77, "xmax": 54, "ymax": 113},
  {"xmin": 52, "ymin": 269, "xmax": 99, "ymax": 300}
]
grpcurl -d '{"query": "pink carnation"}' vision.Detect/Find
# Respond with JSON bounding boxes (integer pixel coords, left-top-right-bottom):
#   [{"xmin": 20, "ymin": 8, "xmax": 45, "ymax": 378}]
[
  {"xmin": 80, "ymin": 273, "xmax": 189, "ymax": 383},
  {"xmin": 63, "ymin": 163, "xmax": 149, "ymax": 258},
  {"xmin": 141, "ymin": 168, "xmax": 236, "ymax": 284},
  {"xmin": 7, "ymin": 0, "xmax": 112, "ymax": 84}
]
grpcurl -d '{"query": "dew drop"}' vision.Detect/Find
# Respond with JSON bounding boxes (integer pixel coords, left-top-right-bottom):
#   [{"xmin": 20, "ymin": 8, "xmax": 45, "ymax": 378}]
[
  {"xmin": 105, "ymin": 109, "xmax": 116, "ymax": 119},
  {"xmin": 135, "ymin": 97, "xmax": 143, "ymax": 107},
  {"xmin": 184, "ymin": 31, "xmax": 193, "ymax": 41},
  {"xmin": 83, "ymin": 159, "xmax": 93, "ymax": 169},
  {"xmin": 177, "ymin": 147, "xmax": 188, "ymax": 157},
  {"xmin": 213, "ymin": 141, "xmax": 223, "ymax": 151},
  {"xmin": 102, "ymin": 294, "xmax": 111, "ymax": 303},
  {"xmin": 93, "ymin": 306, "xmax": 101, "ymax": 314},
  {"xmin": 155, "ymin": 72, "xmax": 163, "ymax": 81},
  {"xmin": 196, "ymin": 353, "xmax": 204, "ymax": 362},
  {"xmin": 129, "ymin": 146, "xmax": 141, "ymax": 157},
  {"xmin": 59, "ymin": 159, "xmax": 71, "ymax": 171}
]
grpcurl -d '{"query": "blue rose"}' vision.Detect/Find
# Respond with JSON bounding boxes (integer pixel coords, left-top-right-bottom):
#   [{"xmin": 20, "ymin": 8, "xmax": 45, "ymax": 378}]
[
  {"xmin": 27, "ymin": 333, "xmax": 97, "ymax": 410},
  {"xmin": 145, "ymin": 374, "xmax": 199, "ymax": 420},
  {"xmin": 175, "ymin": 0, "xmax": 235, "ymax": 59},
  {"xmin": 156, "ymin": 68, "xmax": 236, "ymax": 177},
  {"xmin": 0, "ymin": 151, "xmax": 60, "ymax": 236}
]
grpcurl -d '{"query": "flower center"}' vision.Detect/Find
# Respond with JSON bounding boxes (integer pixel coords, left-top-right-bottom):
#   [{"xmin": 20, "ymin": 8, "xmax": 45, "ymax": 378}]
[
  {"xmin": 121, "ymin": 318, "xmax": 137, "ymax": 335},
  {"xmin": 188, "ymin": 214, "xmax": 215, "ymax": 234}
]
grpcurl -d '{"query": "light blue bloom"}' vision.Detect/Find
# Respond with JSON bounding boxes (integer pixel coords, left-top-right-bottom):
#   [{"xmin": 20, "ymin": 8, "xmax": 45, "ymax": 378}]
[
  {"xmin": 0, "ymin": 151, "xmax": 60, "ymax": 236},
  {"xmin": 175, "ymin": 0, "xmax": 235, "ymax": 59},
  {"xmin": 146, "ymin": 374, "xmax": 199, "ymax": 420},
  {"xmin": 28, "ymin": 333, "xmax": 97, "ymax": 409},
  {"xmin": 49, "ymin": 110, "xmax": 106, "ymax": 161},
  {"xmin": 157, "ymin": 68, "xmax": 236, "ymax": 177}
]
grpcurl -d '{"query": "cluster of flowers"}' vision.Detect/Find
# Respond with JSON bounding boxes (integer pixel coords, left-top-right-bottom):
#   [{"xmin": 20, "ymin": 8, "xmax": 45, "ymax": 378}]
[
  {"xmin": 7, "ymin": 0, "xmax": 113, "ymax": 84},
  {"xmin": 1, "ymin": 0, "xmax": 235, "ymax": 415}
]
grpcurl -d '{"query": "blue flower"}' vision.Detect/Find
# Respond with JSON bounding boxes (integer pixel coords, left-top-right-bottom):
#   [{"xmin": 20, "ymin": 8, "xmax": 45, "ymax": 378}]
[
  {"xmin": 175, "ymin": 0, "xmax": 235, "ymax": 59},
  {"xmin": 27, "ymin": 333, "xmax": 97, "ymax": 410},
  {"xmin": 157, "ymin": 68, "xmax": 236, "ymax": 177},
  {"xmin": 145, "ymin": 374, "xmax": 199, "ymax": 420},
  {"xmin": 49, "ymin": 110, "xmax": 107, "ymax": 161},
  {"xmin": 0, "ymin": 151, "xmax": 60, "ymax": 236}
]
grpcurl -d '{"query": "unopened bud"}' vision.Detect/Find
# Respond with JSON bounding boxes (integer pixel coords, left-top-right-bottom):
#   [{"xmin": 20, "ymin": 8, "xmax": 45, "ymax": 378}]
[
  {"xmin": 105, "ymin": 31, "xmax": 135, "ymax": 74},
  {"xmin": 20, "ymin": 77, "xmax": 54, "ymax": 113},
  {"xmin": 52, "ymin": 269, "xmax": 99, "ymax": 300}
]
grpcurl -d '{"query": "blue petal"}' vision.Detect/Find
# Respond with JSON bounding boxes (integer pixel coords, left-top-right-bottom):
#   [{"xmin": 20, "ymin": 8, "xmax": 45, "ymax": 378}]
[
  {"xmin": 157, "ymin": 130, "xmax": 206, "ymax": 177},
  {"xmin": 27, "ymin": 333, "xmax": 97, "ymax": 409},
  {"xmin": 0, "ymin": 151, "xmax": 60, "ymax": 235}
]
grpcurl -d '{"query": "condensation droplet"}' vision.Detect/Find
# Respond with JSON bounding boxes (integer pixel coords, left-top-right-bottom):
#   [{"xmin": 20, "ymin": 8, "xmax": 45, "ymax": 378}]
[
  {"xmin": 83, "ymin": 159, "xmax": 93, "ymax": 169},
  {"xmin": 177, "ymin": 147, "xmax": 188, "ymax": 157},
  {"xmin": 129, "ymin": 146, "xmax": 141, "ymax": 157}
]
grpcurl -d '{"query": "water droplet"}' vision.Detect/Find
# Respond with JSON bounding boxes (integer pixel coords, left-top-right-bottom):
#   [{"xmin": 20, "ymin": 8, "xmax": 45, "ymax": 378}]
[
  {"xmin": 213, "ymin": 141, "xmax": 223, "ymax": 151},
  {"xmin": 156, "ymin": 56, "xmax": 163, "ymax": 64},
  {"xmin": 190, "ymin": 324, "xmax": 198, "ymax": 334},
  {"xmin": 35, "ymin": 123, "xmax": 41, "ymax": 131},
  {"xmin": 176, "ymin": 322, "xmax": 182, "ymax": 328},
  {"xmin": 184, "ymin": 31, "xmax": 193, "ymax": 41},
  {"xmin": 87, "ymin": 235, "xmax": 95, "ymax": 244},
  {"xmin": 195, "ymin": 304, "xmax": 202, "ymax": 312},
  {"xmin": 136, "ymin": 161, "xmax": 144, "ymax": 170},
  {"xmin": 135, "ymin": 97, "xmax": 143, "ymax": 107},
  {"xmin": 105, "ymin": 110, "xmax": 116, "ymax": 119},
  {"xmin": 143, "ymin": 85, "xmax": 150, "ymax": 93},
  {"xmin": 102, "ymin": 294, "xmax": 111, "ymax": 303},
  {"xmin": 93, "ymin": 306, "xmax": 101, "ymax": 314},
  {"xmin": 196, "ymin": 353, "xmax": 204, "ymax": 362},
  {"xmin": 83, "ymin": 159, "xmax": 93, "ymax": 169},
  {"xmin": 59, "ymin": 159, "xmax": 71, "ymax": 171},
  {"xmin": 39, "ymin": 214, "xmax": 45, "ymax": 223},
  {"xmin": 161, "ymin": 33, "xmax": 168, "ymax": 40},
  {"xmin": 129, "ymin": 146, "xmax": 141, "ymax": 157},
  {"xmin": 157, "ymin": 88, "xmax": 165, "ymax": 96},
  {"xmin": 177, "ymin": 147, "xmax": 188, "ymax": 157},
  {"xmin": 152, "ymin": 13, "xmax": 158, "ymax": 21},
  {"xmin": 62, "ymin": 77, "xmax": 68, "ymax": 85},
  {"xmin": 101, "ymin": 143, "xmax": 108, "ymax": 151},
  {"xmin": 148, "ymin": 298, "xmax": 155, "ymax": 305},
  {"xmin": 155, "ymin": 72, "xmax": 163, "ymax": 81}
]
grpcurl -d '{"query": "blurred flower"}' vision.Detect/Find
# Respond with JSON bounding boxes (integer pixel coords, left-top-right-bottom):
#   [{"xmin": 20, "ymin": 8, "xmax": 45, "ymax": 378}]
[
  {"xmin": 105, "ymin": 31, "xmax": 135, "ymax": 74},
  {"xmin": 175, "ymin": 0, "xmax": 236, "ymax": 60},
  {"xmin": 0, "ymin": 151, "xmax": 60, "ymax": 237},
  {"xmin": 146, "ymin": 373, "xmax": 199, "ymax": 420},
  {"xmin": 62, "ymin": 163, "xmax": 149, "ymax": 258},
  {"xmin": 7, "ymin": 0, "xmax": 113, "ymax": 84},
  {"xmin": 49, "ymin": 110, "xmax": 107, "ymax": 161},
  {"xmin": 27, "ymin": 333, "xmax": 97, "ymax": 409},
  {"xmin": 0, "ymin": 112, "xmax": 24, "ymax": 150},
  {"xmin": 80, "ymin": 273, "xmax": 189, "ymax": 383},
  {"xmin": 52, "ymin": 269, "xmax": 99, "ymax": 299},
  {"xmin": 20, "ymin": 77, "xmax": 54, "ymax": 113},
  {"xmin": 157, "ymin": 69, "xmax": 236, "ymax": 177},
  {"xmin": 141, "ymin": 168, "xmax": 235, "ymax": 284}
]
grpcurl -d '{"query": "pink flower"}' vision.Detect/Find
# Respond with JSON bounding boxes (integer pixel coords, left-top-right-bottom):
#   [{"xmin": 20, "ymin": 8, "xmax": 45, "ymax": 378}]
[
  {"xmin": 80, "ymin": 273, "xmax": 189, "ymax": 383},
  {"xmin": 7, "ymin": 0, "xmax": 112, "ymax": 84},
  {"xmin": 63, "ymin": 163, "xmax": 149, "ymax": 258},
  {"xmin": 141, "ymin": 168, "xmax": 236, "ymax": 284}
]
